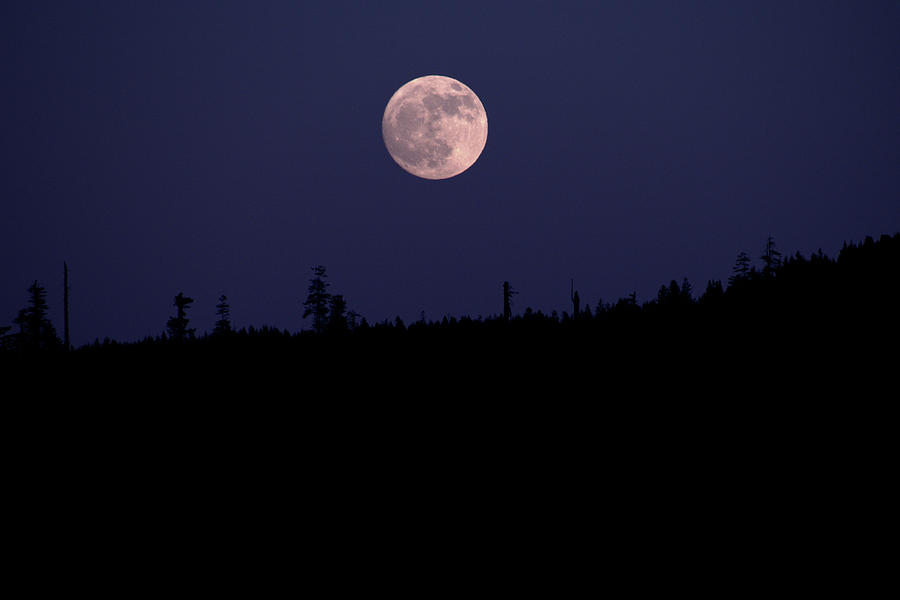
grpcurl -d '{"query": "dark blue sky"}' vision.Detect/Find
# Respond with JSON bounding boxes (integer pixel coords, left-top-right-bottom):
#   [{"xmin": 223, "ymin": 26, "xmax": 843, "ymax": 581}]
[{"xmin": 2, "ymin": 1, "xmax": 898, "ymax": 346}]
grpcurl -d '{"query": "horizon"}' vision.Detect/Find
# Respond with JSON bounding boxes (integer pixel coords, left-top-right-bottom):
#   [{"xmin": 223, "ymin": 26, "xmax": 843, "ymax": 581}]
[
  {"xmin": 10, "ymin": 230, "xmax": 895, "ymax": 347},
  {"xmin": 3, "ymin": 2, "xmax": 898, "ymax": 347}
]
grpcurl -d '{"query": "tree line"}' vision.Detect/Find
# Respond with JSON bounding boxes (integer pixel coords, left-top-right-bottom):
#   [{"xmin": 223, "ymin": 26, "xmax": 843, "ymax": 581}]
[{"xmin": 1, "ymin": 233, "xmax": 897, "ymax": 355}]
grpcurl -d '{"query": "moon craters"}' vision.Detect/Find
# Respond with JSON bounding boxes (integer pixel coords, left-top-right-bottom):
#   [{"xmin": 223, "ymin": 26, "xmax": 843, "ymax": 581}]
[{"xmin": 382, "ymin": 75, "xmax": 487, "ymax": 180}]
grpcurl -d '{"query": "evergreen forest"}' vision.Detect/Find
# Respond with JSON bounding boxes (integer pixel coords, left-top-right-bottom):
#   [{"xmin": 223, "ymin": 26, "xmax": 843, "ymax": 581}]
[{"xmin": 3, "ymin": 234, "xmax": 896, "ymax": 387}]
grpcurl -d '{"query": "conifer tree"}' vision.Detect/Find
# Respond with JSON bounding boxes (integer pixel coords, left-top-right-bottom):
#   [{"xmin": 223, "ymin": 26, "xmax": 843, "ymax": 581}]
[
  {"xmin": 657, "ymin": 279, "xmax": 687, "ymax": 308},
  {"xmin": 680, "ymin": 277, "xmax": 694, "ymax": 303},
  {"xmin": 327, "ymin": 294, "xmax": 348, "ymax": 333},
  {"xmin": 728, "ymin": 252, "xmax": 752, "ymax": 286},
  {"xmin": 213, "ymin": 294, "xmax": 232, "ymax": 335},
  {"xmin": 14, "ymin": 281, "xmax": 61, "ymax": 351},
  {"xmin": 699, "ymin": 279, "xmax": 724, "ymax": 306},
  {"xmin": 657, "ymin": 281, "xmax": 673, "ymax": 306},
  {"xmin": 761, "ymin": 235, "xmax": 782, "ymax": 276},
  {"xmin": 166, "ymin": 292, "xmax": 195, "ymax": 341},
  {"xmin": 303, "ymin": 266, "xmax": 331, "ymax": 333}
]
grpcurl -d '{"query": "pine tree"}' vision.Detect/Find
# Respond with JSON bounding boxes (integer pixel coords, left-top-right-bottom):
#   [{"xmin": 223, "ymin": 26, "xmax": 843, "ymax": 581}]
[
  {"xmin": 656, "ymin": 279, "xmax": 685, "ymax": 309},
  {"xmin": 327, "ymin": 294, "xmax": 348, "ymax": 333},
  {"xmin": 347, "ymin": 310, "xmax": 361, "ymax": 331},
  {"xmin": 657, "ymin": 282, "xmax": 673, "ymax": 306},
  {"xmin": 166, "ymin": 292, "xmax": 195, "ymax": 341},
  {"xmin": 680, "ymin": 277, "xmax": 694, "ymax": 304},
  {"xmin": 213, "ymin": 294, "xmax": 232, "ymax": 335},
  {"xmin": 728, "ymin": 252, "xmax": 752, "ymax": 287},
  {"xmin": 14, "ymin": 281, "xmax": 61, "ymax": 351},
  {"xmin": 761, "ymin": 235, "xmax": 782, "ymax": 276},
  {"xmin": 303, "ymin": 265, "xmax": 331, "ymax": 333},
  {"xmin": 699, "ymin": 279, "xmax": 724, "ymax": 306}
]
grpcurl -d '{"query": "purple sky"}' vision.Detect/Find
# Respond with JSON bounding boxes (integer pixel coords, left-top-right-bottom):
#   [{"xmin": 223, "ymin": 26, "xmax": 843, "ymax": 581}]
[{"xmin": 2, "ymin": 1, "xmax": 898, "ymax": 347}]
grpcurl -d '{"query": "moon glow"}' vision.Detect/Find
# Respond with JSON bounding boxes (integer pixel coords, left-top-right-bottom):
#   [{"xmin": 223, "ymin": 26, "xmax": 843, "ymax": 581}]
[{"xmin": 382, "ymin": 75, "xmax": 488, "ymax": 180}]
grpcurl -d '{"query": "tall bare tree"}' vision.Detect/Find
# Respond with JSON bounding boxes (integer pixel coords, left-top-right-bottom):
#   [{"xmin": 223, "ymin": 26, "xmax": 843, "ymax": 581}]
[{"xmin": 503, "ymin": 281, "xmax": 518, "ymax": 320}]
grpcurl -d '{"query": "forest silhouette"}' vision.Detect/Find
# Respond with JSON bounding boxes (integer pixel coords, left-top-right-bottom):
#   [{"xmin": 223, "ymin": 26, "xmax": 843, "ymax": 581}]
[
  {"xmin": 2, "ymin": 233, "xmax": 897, "ymax": 386},
  {"xmin": 4, "ymin": 233, "xmax": 896, "ymax": 539}
]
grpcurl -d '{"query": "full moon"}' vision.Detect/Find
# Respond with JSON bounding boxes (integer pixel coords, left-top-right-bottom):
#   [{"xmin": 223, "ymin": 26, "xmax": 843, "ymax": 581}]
[{"xmin": 382, "ymin": 75, "xmax": 488, "ymax": 180}]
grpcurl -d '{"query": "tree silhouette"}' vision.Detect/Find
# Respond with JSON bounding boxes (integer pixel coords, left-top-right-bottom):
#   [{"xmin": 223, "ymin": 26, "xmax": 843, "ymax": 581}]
[
  {"xmin": 213, "ymin": 294, "xmax": 232, "ymax": 335},
  {"xmin": 503, "ymin": 281, "xmax": 518, "ymax": 320},
  {"xmin": 347, "ymin": 309, "xmax": 361, "ymax": 330},
  {"xmin": 728, "ymin": 252, "xmax": 752, "ymax": 287},
  {"xmin": 656, "ymin": 281, "xmax": 673, "ymax": 306},
  {"xmin": 328, "ymin": 294, "xmax": 349, "ymax": 334},
  {"xmin": 761, "ymin": 235, "xmax": 782, "ymax": 276},
  {"xmin": 680, "ymin": 277, "xmax": 694, "ymax": 303},
  {"xmin": 652, "ymin": 278, "xmax": 694, "ymax": 313},
  {"xmin": 657, "ymin": 281, "xmax": 673, "ymax": 308},
  {"xmin": 166, "ymin": 292, "xmax": 195, "ymax": 341},
  {"xmin": 14, "ymin": 281, "xmax": 61, "ymax": 351},
  {"xmin": 16, "ymin": 231, "xmax": 893, "ymax": 371},
  {"xmin": 699, "ymin": 279, "xmax": 724, "ymax": 307},
  {"xmin": 303, "ymin": 266, "xmax": 331, "ymax": 334}
]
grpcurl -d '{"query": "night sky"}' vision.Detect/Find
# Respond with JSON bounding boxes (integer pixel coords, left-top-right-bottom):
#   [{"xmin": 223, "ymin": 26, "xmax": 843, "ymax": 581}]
[{"xmin": 2, "ymin": 1, "xmax": 898, "ymax": 347}]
